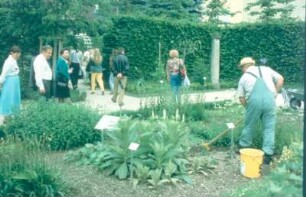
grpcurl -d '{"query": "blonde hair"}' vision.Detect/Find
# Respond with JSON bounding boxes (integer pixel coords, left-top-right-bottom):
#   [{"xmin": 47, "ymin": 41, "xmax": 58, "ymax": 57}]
[
  {"xmin": 169, "ymin": 49, "xmax": 179, "ymax": 58},
  {"xmin": 92, "ymin": 48, "xmax": 103, "ymax": 65}
]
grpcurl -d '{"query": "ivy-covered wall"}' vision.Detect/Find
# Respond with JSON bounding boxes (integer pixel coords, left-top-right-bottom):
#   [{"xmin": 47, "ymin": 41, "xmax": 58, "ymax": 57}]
[{"xmin": 103, "ymin": 15, "xmax": 305, "ymax": 83}]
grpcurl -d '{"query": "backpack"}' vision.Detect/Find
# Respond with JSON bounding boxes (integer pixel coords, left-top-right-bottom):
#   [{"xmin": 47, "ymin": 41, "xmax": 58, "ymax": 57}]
[{"xmin": 179, "ymin": 64, "xmax": 186, "ymax": 80}]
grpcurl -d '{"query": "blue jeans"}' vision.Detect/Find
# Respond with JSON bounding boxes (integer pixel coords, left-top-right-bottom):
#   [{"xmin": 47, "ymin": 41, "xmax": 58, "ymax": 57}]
[{"xmin": 170, "ymin": 74, "xmax": 181, "ymax": 103}]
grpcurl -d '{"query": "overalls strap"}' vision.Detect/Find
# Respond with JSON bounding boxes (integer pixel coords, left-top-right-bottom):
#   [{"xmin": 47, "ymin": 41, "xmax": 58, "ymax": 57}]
[{"xmin": 246, "ymin": 66, "xmax": 262, "ymax": 79}]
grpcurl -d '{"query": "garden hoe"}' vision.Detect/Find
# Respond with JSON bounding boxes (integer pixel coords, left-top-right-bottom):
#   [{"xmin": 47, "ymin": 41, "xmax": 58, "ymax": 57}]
[{"xmin": 203, "ymin": 119, "xmax": 243, "ymax": 151}]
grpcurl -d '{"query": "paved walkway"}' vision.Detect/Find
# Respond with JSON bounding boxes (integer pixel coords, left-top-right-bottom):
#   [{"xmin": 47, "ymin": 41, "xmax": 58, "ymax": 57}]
[
  {"xmin": 0, "ymin": 80, "xmax": 238, "ymax": 125},
  {"xmin": 80, "ymin": 80, "xmax": 238, "ymax": 113},
  {"xmin": 0, "ymin": 79, "xmax": 293, "ymax": 125}
]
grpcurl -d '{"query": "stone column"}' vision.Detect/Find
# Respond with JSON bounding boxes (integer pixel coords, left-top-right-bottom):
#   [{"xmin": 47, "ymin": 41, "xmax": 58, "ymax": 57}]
[{"xmin": 210, "ymin": 34, "xmax": 221, "ymax": 89}]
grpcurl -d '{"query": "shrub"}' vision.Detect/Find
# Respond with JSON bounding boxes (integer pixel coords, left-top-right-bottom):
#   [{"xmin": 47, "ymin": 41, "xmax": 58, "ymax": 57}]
[
  {"xmin": 0, "ymin": 141, "xmax": 68, "ymax": 197},
  {"xmin": 4, "ymin": 101, "xmax": 101, "ymax": 151}
]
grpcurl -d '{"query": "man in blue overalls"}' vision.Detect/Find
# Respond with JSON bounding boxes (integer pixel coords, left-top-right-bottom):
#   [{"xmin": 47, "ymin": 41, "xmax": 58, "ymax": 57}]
[{"xmin": 237, "ymin": 57, "xmax": 284, "ymax": 164}]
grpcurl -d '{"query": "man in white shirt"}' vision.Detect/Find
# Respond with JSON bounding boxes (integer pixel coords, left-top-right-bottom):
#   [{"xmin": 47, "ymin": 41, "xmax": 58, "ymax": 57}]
[
  {"xmin": 33, "ymin": 45, "xmax": 53, "ymax": 99},
  {"xmin": 237, "ymin": 57, "xmax": 284, "ymax": 165}
]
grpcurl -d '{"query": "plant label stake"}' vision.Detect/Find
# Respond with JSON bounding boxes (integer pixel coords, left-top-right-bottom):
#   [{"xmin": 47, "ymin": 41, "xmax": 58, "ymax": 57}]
[
  {"xmin": 95, "ymin": 115, "xmax": 120, "ymax": 144},
  {"xmin": 226, "ymin": 122, "xmax": 235, "ymax": 160},
  {"xmin": 128, "ymin": 142, "xmax": 140, "ymax": 182}
]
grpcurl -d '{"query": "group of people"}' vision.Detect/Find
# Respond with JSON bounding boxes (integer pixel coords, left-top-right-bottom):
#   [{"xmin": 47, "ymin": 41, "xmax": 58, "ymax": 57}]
[
  {"xmin": 52, "ymin": 46, "xmax": 130, "ymax": 106},
  {"xmin": 0, "ymin": 45, "xmax": 130, "ymax": 118},
  {"xmin": 84, "ymin": 47, "xmax": 130, "ymax": 107},
  {"xmin": 0, "ymin": 45, "xmax": 284, "ymax": 164}
]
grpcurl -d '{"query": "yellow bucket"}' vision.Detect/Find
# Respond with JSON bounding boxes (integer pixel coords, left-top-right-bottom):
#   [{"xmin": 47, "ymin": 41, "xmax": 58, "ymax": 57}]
[{"xmin": 239, "ymin": 148, "xmax": 264, "ymax": 178}]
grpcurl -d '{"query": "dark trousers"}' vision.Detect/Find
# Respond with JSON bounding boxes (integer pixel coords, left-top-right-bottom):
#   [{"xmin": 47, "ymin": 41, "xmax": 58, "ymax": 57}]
[
  {"xmin": 42, "ymin": 80, "xmax": 52, "ymax": 100},
  {"xmin": 70, "ymin": 62, "xmax": 80, "ymax": 88}
]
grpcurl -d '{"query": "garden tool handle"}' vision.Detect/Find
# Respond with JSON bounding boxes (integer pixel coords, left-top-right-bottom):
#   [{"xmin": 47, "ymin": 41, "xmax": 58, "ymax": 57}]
[{"xmin": 203, "ymin": 119, "xmax": 243, "ymax": 150}]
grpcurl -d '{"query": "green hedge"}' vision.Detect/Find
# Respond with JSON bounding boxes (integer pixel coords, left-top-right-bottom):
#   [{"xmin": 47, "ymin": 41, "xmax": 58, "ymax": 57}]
[
  {"xmin": 103, "ymin": 16, "xmax": 305, "ymax": 83},
  {"xmin": 103, "ymin": 15, "xmax": 218, "ymax": 84},
  {"xmin": 220, "ymin": 21, "xmax": 305, "ymax": 82}
]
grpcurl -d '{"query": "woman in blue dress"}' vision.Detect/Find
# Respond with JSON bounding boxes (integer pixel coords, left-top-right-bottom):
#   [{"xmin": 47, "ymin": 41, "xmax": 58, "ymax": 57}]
[{"xmin": 0, "ymin": 46, "xmax": 22, "ymax": 118}]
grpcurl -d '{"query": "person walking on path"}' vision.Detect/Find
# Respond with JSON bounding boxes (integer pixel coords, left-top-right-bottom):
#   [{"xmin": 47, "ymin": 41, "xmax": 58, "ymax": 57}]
[
  {"xmin": 55, "ymin": 48, "xmax": 71, "ymax": 103},
  {"xmin": 166, "ymin": 49, "xmax": 185, "ymax": 103},
  {"xmin": 0, "ymin": 46, "xmax": 22, "ymax": 118},
  {"xmin": 33, "ymin": 45, "xmax": 53, "ymax": 100},
  {"xmin": 111, "ymin": 47, "xmax": 129, "ymax": 107},
  {"xmin": 237, "ymin": 57, "xmax": 284, "ymax": 164},
  {"xmin": 89, "ymin": 48, "xmax": 105, "ymax": 95}
]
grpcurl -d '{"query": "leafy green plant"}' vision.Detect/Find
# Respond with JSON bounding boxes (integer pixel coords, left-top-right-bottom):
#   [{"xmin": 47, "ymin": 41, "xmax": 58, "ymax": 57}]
[
  {"xmin": 4, "ymin": 100, "xmax": 101, "ymax": 151},
  {"xmin": 162, "ymin": 161, "xmax": 180, "ymax": 184},
  {"xmin": 187, "ymin": 156, "xmax": 217, "ymax": 176},
  {"xmin": 0, "ymin": 141, "xmax": 68, "ymax": 197},
  {"xmin": 66, "ymin": 119, "xmax": 191, "ymax": 185},
  {"xmin": 134, "ymin": 163, "xmax": 150, "ymax": 184},
  {"xmin": 147, "ymin": 169, "xmax": 164, "ymax": 189}
]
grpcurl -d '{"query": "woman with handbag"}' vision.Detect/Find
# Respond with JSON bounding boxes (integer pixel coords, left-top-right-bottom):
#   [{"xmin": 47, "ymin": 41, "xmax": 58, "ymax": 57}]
[
  {"xmin": 166, "ymin": 49, "xmax": 185, "ymax": 103},
  {"xmin": 55, "ymin": 48, "xmax": 71, "ymax": 103}
]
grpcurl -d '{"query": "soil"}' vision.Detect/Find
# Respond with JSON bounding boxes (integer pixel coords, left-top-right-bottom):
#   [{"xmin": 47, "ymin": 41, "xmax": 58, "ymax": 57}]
[{"xmin": 48, "ymin": 150, "xmax": 259, "ymax": 197}]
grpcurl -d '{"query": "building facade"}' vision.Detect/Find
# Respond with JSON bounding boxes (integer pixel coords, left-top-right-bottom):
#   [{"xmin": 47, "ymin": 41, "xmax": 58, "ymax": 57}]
[{"xmin": 211, "ymin": 0, "xmax": 305, "ymax": 23}]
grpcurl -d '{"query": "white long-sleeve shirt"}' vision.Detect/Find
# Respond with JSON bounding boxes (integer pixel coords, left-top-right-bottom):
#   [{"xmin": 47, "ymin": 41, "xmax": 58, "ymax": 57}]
[
  {"xmin": 33, "ymin": 54, "xmax": 52, "ymax": 90},
  {"xmin": 0, "ymin": 55, "xmax": 19, "ymax": 84}
]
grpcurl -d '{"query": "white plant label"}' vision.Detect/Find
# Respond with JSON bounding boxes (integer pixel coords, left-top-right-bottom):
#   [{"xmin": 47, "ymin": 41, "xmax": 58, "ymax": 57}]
[
  {"xmin": 95, "ymin": 115, "xmax": 120, "ymax": 130},
  {"xmin": 226, "ymin": 122, "xmax": 235, "ymax": 129},
  {"xmin": 128, "ymin": 142, "xmax": 140, "ymax": 151}
]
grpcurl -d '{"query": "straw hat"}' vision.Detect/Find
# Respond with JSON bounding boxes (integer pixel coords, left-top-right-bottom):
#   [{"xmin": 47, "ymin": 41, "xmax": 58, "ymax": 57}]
[{"xmin": 239, "ymin": 57, "xmax": 255, "ymax": 68}]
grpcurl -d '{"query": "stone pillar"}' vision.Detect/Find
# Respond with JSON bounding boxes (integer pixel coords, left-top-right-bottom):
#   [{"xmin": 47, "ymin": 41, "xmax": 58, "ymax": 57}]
[{"xmin": 210, "ymin": 35, "xmax": 221, "ymax": 89}]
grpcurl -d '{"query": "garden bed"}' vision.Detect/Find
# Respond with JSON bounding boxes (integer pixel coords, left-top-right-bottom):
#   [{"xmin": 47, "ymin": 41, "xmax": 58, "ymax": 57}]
[{"xmin": 48, "ymin": 150, "xmax": 249, "ymax": 197}]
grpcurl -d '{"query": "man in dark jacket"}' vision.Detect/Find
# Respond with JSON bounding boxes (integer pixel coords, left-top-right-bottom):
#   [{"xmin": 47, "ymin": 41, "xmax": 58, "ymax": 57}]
[{"xmin": 111, "ymin": 47, "xmax": 129, "ymax": 107}]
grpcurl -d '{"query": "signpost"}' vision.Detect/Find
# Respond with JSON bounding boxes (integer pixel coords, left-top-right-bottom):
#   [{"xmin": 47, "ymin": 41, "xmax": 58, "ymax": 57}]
[
  {"xmin": 95, "ymin": 115, "xmax": 120, "ymax": 143},
  {"xmin": 226, "ymin": 122, "xmax": 236, "ymax": 159},
  {"xmin": 128, "ymin": 142, "xmax": 140, "ymax": 182}
]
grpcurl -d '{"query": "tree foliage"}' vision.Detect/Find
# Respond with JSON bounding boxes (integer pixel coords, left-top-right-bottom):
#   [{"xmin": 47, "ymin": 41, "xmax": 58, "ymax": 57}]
[
  {"xmin": 245, "ymin": 0, "xmax": 296, "ymax": 21},
  {"xmin": 0, "ymin": 0, "xmax": 101, "ymax": 59},
  {"xmin": 202, "ymin": 0, "xmax": 233, "ymax": 24},
  {"xmin": 96, "ymin": 0, "xmax": 204, "ymax": 22}
]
